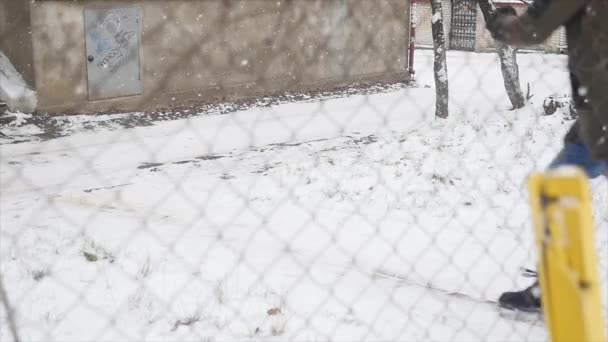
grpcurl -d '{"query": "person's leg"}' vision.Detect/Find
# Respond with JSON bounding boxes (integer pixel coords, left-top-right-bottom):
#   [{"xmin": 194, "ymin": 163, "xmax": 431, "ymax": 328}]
[
  {"xmin": 548, "ymin": 140, "xmax": 608, "ymax": 179},
  {"xmin": 499, "ymin": 138, "xmax": 607, "ymax": 311},
  {"xmin": 499, "ymin": 280, "xmax": 541, "ymax": 312}
]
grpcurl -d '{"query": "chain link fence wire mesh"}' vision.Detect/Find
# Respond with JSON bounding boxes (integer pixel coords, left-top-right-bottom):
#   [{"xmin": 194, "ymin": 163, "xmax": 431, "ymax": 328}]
[{"xmin": 1, "ymin": 1, "xmax": 607, "ymax": 341}]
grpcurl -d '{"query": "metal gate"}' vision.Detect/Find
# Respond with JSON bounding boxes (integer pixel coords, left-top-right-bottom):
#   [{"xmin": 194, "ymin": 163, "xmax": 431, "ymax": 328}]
[
  {"xmin": 84, "ymin": 7, "xmax": 142, "ymax": 100},
  {"xmin": 450, "ymin": 0, "xmax": 477, "ymax": 51}
]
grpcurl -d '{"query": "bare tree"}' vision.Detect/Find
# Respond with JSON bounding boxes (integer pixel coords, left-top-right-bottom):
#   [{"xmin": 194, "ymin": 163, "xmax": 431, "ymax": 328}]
[
  {"xmin": 430, "ymin": 0, "xmax": 449, "ymax": 118},
  {"xmin": 476, "ymin": 0, "xmax": 526, "ymax": 109}
]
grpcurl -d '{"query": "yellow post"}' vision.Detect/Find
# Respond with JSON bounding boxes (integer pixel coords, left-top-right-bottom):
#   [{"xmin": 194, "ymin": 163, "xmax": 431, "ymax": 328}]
[{"xmin": 528, "ymin": 167, "xmax": 606, "ymax": 342}]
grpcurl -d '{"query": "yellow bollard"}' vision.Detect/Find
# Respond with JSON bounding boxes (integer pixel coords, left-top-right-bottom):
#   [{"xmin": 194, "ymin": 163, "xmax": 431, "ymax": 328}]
[{"xmin": 528, "ymin": 167, "xmax": 606, "ymax": 342}]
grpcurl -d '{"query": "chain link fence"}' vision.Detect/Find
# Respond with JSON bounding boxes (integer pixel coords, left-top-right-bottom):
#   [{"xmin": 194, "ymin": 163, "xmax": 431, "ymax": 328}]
[{"xmin": 1, "ymin": 1, "xmax": 607, "ymax": 341}]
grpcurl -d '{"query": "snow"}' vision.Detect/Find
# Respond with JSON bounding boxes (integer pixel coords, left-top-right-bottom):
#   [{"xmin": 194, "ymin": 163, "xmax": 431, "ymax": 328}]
[
  {"xmin": 1, "ymin": 50, "xmax": 606, "ymax": 341},
  {"xmin": 431, "ymin": 12, "xmax": 441, "ymax": 24},
  {"xmin": 578, "ymin": 86, "xmax": 588, "ymax": 96},
  {"xmin": 557, "ymin": 196, "xmax": 579, "ymax": 208},
  {"xmin": 0, "ymin": 52, "xmax": 37, "ymax": 114},
  {"xmin": 549, "ymin": 166, "xmax": 585, "ymax": 177},
  {"xmin": 437, "ymin": 67, "xmax": 447, "ymax": 83}
]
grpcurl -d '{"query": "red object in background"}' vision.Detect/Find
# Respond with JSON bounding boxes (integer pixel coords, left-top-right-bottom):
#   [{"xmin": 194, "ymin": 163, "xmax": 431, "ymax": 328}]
[{"xmin": 408, "ymin": 0, "xmax": 417, "ymax": 78}]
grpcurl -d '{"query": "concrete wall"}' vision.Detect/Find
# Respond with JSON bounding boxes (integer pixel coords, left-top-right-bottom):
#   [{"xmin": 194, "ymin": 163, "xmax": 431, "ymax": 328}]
[
  {"xmin": 27, "ymin": 0, "xmax": 410, "ymax": 114},
  {"xmin": 0, "ymin": 0, "xmax": 35, "ymax": 86}
]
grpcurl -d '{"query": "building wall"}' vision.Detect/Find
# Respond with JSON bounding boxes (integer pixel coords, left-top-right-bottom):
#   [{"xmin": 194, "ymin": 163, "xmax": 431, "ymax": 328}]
[
  {"xmin": 413, "ymin": 0, "xmax": 452, "ymax": 48},
  {"xmin": 474, "ymin": 1, "xmax": 531, "ymax": 52},
  {"xmin": 0, "ymin": 0, "xmax": 35, "ymax": 86},
  {"xmin": 474, "ymin": 2, "xmax": 567, "ymax": 53},
  {"xmin": 414, "ymin": 1, "xmax": 567, "ymax": 53},
  {"xmin": 26, "ymin": 0, "xmax": 410, "ymax": 114}
]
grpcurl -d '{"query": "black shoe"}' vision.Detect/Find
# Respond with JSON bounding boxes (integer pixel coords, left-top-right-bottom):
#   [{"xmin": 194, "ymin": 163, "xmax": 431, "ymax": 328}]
[{"xmin": 498, "ymin": 281, "xmax": 542, "ymax": 312}]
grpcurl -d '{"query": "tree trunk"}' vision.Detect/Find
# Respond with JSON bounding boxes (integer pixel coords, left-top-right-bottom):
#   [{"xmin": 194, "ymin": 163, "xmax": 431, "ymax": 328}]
[
  {"xmin": 430, "ymin": 0, "xmax": 449, "ymax": 118},
  {"xmin": 476, "ymin": 0, "xmax": 526, "ymax": 109},
  {"xmin": 496, "ymin": 42, "xmax": 525, "ymax": 109}
]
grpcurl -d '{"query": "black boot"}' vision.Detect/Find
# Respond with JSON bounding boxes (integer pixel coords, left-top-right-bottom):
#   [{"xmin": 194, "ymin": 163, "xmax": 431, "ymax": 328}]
[{"xmin": 498, "ymin": 281, "xmax": 542, "ymax": 312}]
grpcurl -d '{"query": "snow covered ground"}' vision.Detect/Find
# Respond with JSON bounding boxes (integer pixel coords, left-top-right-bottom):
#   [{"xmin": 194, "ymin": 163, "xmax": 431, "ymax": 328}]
[{"xmin": 1, "ymin": 50, "xmax": 606, "ymax": 341}]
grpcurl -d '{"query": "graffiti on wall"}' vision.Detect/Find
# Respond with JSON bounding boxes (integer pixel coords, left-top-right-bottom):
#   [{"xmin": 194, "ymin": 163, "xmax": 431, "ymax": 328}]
[
  {"xmin": 88, "ymin": 11, "xmax": 137, "ymax": 73},
  {"xmin": 84, "ymin": 7, "xmax": 142, "ymax": 100}
]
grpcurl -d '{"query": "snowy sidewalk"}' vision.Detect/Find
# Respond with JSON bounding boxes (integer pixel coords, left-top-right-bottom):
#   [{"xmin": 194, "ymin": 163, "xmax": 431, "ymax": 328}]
[{"xmin": 1, "ymin": 51, "xmax": 606, "ymax": 341}]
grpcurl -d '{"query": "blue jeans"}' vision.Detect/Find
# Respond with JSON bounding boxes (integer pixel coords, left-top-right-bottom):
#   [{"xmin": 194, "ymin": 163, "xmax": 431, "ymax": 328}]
[{"xmin": 549, "ymin": 141, "xmax": 608, "ymax": 179}]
